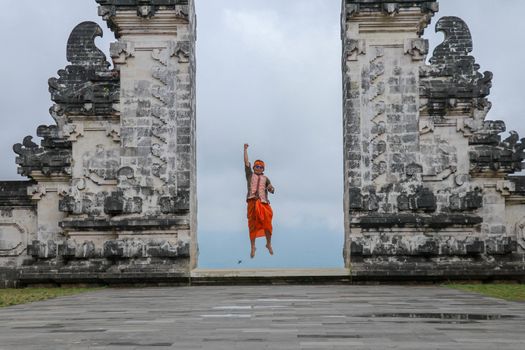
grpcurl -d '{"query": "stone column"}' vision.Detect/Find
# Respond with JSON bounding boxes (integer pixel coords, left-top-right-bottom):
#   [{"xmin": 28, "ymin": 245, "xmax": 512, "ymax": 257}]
[
  {"xmin": 342, "ymin": 0, "xmax": 438, "ymax": 268},
  {"xmin": 97, "ymin": 0, "xmax": 198, "ymax": 269}
]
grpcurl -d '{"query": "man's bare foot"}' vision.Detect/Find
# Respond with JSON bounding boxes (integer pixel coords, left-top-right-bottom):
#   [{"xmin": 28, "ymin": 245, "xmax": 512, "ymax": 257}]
[
  {"xmin": 250, "ymin": 247, "xmax": 256, "ymax": 258},
  {"xmin": 266, "ymin": 244, "xmax": 274, "ymax": 255}
]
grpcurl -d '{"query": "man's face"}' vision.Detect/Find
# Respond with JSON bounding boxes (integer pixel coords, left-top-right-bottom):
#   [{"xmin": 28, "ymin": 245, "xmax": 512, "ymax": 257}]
[{"xmin": 253, "ymin": 164, "xmax": 264, "ymax": 175}]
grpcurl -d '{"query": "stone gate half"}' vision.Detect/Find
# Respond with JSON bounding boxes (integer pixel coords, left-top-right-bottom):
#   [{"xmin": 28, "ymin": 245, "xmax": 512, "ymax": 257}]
[
  {"xmin": 342, "ymin": 0, "xmax": 525, "ymax": 279},
  {"xmin": 1, "ymin": 0, "xmax": 197, "ymax": 286}
]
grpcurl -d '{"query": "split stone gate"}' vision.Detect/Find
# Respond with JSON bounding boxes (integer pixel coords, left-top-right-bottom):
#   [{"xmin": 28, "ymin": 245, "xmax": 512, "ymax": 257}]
[{"xmin": 0, "ymin": 0, "xmax": 524, "ymax": 287}]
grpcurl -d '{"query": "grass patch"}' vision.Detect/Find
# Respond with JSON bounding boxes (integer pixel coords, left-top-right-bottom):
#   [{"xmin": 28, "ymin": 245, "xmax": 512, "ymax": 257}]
[
  {"xmin": 446, "ymin": 284, "xmax": 525, "ymax": 302},
  {"xmin": 0, "ymin": 288, "xmax": 100, "ymax": 308}
]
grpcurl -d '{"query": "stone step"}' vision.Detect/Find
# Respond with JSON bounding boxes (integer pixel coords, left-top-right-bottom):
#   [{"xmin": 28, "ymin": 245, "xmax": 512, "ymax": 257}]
[
  {"xmin": 191, "ymin": 268, "xmax": 350, "ymax": 278},
  {"xmin": 189, "ymin": 268, "xmax": 352, "ymax": 285}
]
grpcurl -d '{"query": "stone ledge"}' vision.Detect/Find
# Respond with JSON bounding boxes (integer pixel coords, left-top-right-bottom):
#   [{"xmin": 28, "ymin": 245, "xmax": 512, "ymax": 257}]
[
  {"xmin": 350, "ymin": 236, "xmax": 516, "ymax": 257},
  {"xmin": 60, "ymin": 218, "xmax": 189, "ymax": 230},
  {"xmin": 352, "ymin": 214, "xmax": 483, "ymax": 228},
  {"xmin": 345, "ymin": 0, "xmax": 438, "ymax": 14},
  {"xmin": 17, "ymin": 269, "xmax": 353, "ymax": 287},
  {"xmin": 96, "ymin": 0, "xmax": 188, "ymax": 6},
  {"xmin": 18, "ymin": 271, "xmax": 190, "ymax": 286},
  {"xmin": 3, "ymin": 265, "xmax": 525, "ymax": 288},
  {"xmin": 351, "ymin": 265, "xmax": 525, "ymax": 283}
]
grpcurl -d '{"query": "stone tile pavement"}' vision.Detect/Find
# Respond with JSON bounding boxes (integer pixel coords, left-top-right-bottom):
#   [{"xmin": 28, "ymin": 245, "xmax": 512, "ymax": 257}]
[{"xmin": 0, "ymin": 285, "xmax": 524, "ymax": 349}]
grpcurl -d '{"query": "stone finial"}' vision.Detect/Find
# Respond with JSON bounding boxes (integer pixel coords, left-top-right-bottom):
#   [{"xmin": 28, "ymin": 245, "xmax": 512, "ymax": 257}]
[
  {"xmin": 421, "ymin": 16, "xmax": 493, "ymax": 116},
  {"xmin": 13, "ymin": 126, "xmax": 72, "ymax": 178},
  {"xmin": 419, "ymin": 16, "xmax": 524, "ymax": 175},
  {"xmin": 48, "ymin": 22, "xmax": 119, "ymax": 118},
  {"xmin": 66, "ymin": 22, "xmax": 108, "ymax": 67},
  {"xmin": 469, "ymin": 133, "xmax": 525, "ymax": 175},
  {"xmin": 430, "ymin": 16, "xmax": 474, "ymax": 66}
]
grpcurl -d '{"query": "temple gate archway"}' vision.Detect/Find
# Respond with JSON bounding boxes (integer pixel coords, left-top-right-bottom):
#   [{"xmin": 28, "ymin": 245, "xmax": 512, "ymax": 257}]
[{"xmin": 0, "ymin": 0, "xmax": 524, "ymax": 286}]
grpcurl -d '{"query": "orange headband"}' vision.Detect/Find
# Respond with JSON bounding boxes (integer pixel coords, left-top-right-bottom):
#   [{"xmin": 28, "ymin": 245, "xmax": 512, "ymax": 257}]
[{"xmin": 254, "ymin": 160, "xmax": 265, "ymax": 169}]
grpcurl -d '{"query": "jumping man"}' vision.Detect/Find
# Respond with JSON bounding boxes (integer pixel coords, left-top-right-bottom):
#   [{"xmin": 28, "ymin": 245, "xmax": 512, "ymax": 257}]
[{"xmin": 244, "ymin": 144, "xmax": 275, "ymax": 258}]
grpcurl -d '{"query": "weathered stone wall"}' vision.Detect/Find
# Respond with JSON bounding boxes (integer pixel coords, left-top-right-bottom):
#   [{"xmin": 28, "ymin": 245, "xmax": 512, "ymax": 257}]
[
  {"xmin": 0, "ymin": 0, "xmax": 197, "ymax": 286},
  {"xmin": 342, "ymin": 0, "xmax": 525, "ymax": 279}
]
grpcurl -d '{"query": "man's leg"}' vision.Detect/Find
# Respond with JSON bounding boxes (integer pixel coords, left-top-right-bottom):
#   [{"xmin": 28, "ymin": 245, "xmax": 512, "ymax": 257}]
[
  {"xmin": 250, "ymin": 238, "xmax": 256, "ymax": 258},
  {"xmin": 265, "ymin": 231, "xmax": 273, "ymax": 255}
]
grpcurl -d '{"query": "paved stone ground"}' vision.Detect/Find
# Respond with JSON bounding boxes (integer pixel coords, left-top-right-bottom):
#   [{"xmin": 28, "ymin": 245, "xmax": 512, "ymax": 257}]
[{"xmin": 0, "ymin": 285, "xmax": 524, "ymax": 349}]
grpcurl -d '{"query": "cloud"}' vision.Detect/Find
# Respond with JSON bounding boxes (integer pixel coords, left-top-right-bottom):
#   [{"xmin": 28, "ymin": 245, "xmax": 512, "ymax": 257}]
[
  {"xmin": 223, "ymin": 9, "xmax": 287, "ymax": 58},
  {"xmin": 196, "ymin": 1, "xmax": 344, "ymax": 241}
]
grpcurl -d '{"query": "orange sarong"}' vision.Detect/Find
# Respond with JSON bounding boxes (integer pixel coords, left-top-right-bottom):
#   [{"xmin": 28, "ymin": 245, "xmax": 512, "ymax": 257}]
[{"xmin": 247, "ymin": 198, "xmax": 273, "ymax": 241}]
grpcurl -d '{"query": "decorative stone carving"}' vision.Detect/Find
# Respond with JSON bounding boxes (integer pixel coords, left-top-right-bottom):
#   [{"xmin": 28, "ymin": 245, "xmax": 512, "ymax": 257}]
[
  {"xmin": 496, "ymin": 181, "xmax": 516, "ymax": 197},
  {"xmin": 466, "ymin": 120, "xmax": 506, "ymax": 144},
  {"xmin": 470, "ymin": 136, "xmax": 524, "ymax": 175},
  {"xmin": 102, "ymin": 239, "xmax": 189, "ymax": 259},
  {"xmin": 349, "ymin": 187, "xmax": 363, "ymax": 211},
  {"xmin": 48, "ymin": 22, "xmax": 119, "ymax": 118},
  {"xmin": 63, "ymin": 124, "xmax": 84, "ymax": 141},
  {"xmin": 397, "ymin": 187, "xmax": 436, "ymax": 212},
  {"xmin": 82, "ymin": 145, "xmax": 120, "ymax": 183},
  {"xmin": 449, "ymin": 189, "xmax": 483, "ymax": 211},
  {"xmin": 103, "ymin": 192, "xmax": 143, "ymax": 215},
  {"xmin": 517, "ymin": 218, "xmax": 525, "ymax": 250},
  {"xmin": 382, "ymin": 3, "xmax": 400, "ymax": 16},
  {"xmin": 27, "ymin": 184, "xmax": 46, "ymax": 201},
  {"xmin": 106, "ymin": 125, "xmax": 121, "ymax": 142},
  {"xmin": 404, "ymin": 38, "xmax": 429, "ymax": 61},
  {"xmin": 159, "ymin": 190, "xmax": 190, "ymax": 214},
  {"xmin": 28, "ymin": 240, "xmax": 57, "ymax": 259},
  {"xmin": 420, "ymin": 16, "xmax": 493, "ymax": 116},
  {"xmin": 0, "ymin": 224, "xmax": 25, "ymax": 256},
  {"xmin": 345, "ymin": 39, "xmax": 366, "ymax": 61},
  {"xmin": 421, "ymin": 137, "xmax": 458, "ymax": 180},
  {"xmin": 110, "ymin": 41, "xmax": 135, "ymax": 65},
  {"xmin": 13, "ymin": 126, "xmax": 71, "ymax": 178},
  {"xmin": 41, "ymin": 21, "xmax": 115, "ymax": 230}
]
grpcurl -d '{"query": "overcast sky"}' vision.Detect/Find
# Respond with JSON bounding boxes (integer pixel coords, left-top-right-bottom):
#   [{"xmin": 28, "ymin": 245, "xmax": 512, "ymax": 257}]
[{"xmin": 0, "ymin": 0, "xmax": 523, "ymax": 268}]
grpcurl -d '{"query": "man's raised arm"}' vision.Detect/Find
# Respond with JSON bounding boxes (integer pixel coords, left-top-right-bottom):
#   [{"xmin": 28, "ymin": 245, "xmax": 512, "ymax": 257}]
[{"xmin": 244, "ymin": 144, "xmax": 250, "ymax": 167}]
